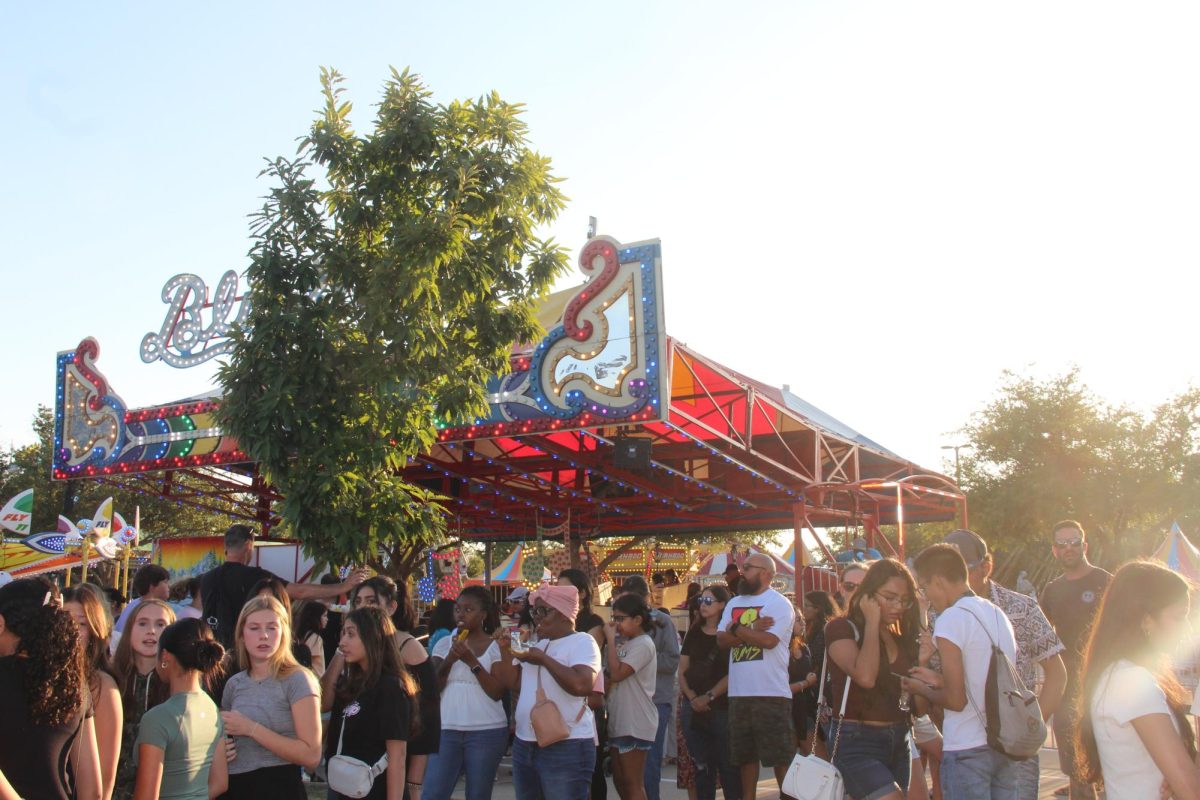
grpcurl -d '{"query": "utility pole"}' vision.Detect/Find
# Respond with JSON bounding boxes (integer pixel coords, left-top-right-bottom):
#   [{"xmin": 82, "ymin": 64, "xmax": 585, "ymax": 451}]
[{"xmin": 941, "ymin": 443, "xmax": 970, "ymax": 487}]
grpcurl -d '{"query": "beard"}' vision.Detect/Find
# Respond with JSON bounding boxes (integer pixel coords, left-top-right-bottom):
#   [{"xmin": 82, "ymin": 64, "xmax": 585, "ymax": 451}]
[{"xmin": 739, "ymin": 574, "xmax": 763, "ymax": 594}]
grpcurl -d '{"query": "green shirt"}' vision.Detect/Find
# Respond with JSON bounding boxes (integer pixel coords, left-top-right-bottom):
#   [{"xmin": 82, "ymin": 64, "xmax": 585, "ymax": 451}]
[{"xmin": 135, "ymin": 691, "xmax": 223, "ymax": 799}]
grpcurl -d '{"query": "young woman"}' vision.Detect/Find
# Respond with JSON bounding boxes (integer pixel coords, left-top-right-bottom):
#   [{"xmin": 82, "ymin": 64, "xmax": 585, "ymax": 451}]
[
  {"xmin": 1076, "ymin": 560, "xmax": 1200, "ymax": 799},
  {"xmin": 132, "ymin": 618, "xmax": 228, "ymax": 800},
  {"xmin": 424, "ymin": 599, "xmax": 457, "ymax": 656},
  {"xmin": 218, "ymin": 596, "xmax": 321, "ymax": 798},
  {"xmin": 323, "ymin": 606, "xmax": 417, "ymax": 800},
  {"xmin": 64, "ymin": 584, "xmax": 124, "ymax": 800},
  {"xmin": 800, "ymin": 590, "xmax": 840, "ymax": 756},
  {"xmin": 678, "ymin": 585, "xmax": 739, "ymax": 800},
  {"xmin": 558, "ymin": 568, "xmax": 608, "ymax": 800},
  {"xmin": 605, "ymin": 593, "xmax": 659, "ymax": 800},
  {"xmin": 825, "ymin": 558, "xmax": 920, "ymax": 800},
  {"xmin": 345, "ymin": 576, "xmax": 437, "ymax": 800},
  {"xmin": 493, "ymin": 584, "xmax": 602, "ymax": 800},
  {"xmin": 246, "ymin": 577, "xmax": 312, "ymax": 670},
  {"xmin": 423, "ymin": 586, "xmax": 507, "ymax": 800},
  {"xmin": 292, "ymin": 600, "xmax": 328, "ymax": 677},
  {"xmin": 0, "ymin": 577, "xmax": 103, "ymax": 800},
  {"xmin": 787, "ymin": 610, "xmax": 816, "ymax": 748},
  {"xmin": 113, "ymin": 599, "xmax": 177, "ymax": 800}
]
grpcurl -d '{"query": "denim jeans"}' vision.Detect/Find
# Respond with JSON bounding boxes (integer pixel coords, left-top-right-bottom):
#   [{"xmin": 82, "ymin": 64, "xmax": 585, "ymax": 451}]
[
  {"xmin": 422, "ymin": 726, "xmax": 509, "ymax": 800},
  {"xmin": 644, "ymin": 701, "xmax": 672, "ymax": 800},
  {"xmin": 1012, "ymin": 752, "xmax": 1039, "ymax": 800},
  {"xmin": 828, "ymin": 720, "xmax": 911, "ymax": 800},
  {"xmin": 511, "ymin": 736, "xmax": 595, "ymax": 800},
  {"xmin": 680, "ymin": 703, "xmax": 741, "ymax": 800},
  {"xmin": 941, "ymin": 745, "xmax": 1018, "ymax": 800}
]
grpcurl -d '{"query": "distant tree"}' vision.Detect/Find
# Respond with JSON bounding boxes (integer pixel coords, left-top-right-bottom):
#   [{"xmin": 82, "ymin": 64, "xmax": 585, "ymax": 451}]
[
  {"xmin": 217, "ymin": 68, "xmax": 568, "ymax": 580},
  {"xmin": 957, "ymin": 370, "xmax": 1200, "ymax": 583}
]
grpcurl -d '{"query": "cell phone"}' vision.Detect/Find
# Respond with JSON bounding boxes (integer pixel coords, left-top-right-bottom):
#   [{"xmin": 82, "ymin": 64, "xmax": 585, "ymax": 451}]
[{"xmin": 893, "ymin": 671, "xmax": 932, "ymax": 688}]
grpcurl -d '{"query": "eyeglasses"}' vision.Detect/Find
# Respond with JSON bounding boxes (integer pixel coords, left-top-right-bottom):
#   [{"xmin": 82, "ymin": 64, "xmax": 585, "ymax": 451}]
[
  {"xmin": 611, "ymin": 614, "xmax": 629, "ymax": 622},
  {"xmin": 530, "ymin": 605, "xmax": 553, "ymax": 619},
  {"xmin": 1054, "ymin": 538, "xmax": 1083, "ymax": 549},
  {"xmin": 876, "ymin": 593, "xmax": 915, "ymax": 610}
]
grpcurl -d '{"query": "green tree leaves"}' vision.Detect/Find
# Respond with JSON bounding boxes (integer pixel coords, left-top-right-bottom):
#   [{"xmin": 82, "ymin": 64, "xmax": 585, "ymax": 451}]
[{"xmin": 217, "ymin": 68, "xmax": 568, "ymax": 576}]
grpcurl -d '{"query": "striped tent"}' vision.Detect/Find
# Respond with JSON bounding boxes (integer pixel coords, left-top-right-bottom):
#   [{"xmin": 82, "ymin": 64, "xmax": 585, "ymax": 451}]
[
  {"xmin": 1153, "ymin": 523, "xmax": 1200, "ymax": 583},
  {"xmin": 488, "ymin": 543, "xmax": 551, "ymax": 584},
  {"xmin": 781, "ymin": 539, "xmax": 821, "ymax": 568}
]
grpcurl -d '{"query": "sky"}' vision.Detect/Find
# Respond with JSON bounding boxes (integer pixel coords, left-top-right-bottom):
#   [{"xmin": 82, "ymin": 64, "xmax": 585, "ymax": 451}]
[{"xmin": 2, "ymin": 1, "xmax": 1197, "ymax": 477}]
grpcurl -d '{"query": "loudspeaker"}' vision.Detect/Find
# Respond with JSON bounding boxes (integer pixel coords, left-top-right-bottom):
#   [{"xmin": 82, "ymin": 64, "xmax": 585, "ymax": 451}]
[{"xmin": 612, "ymin": 438, "xmax": 652, "ymax": 469}]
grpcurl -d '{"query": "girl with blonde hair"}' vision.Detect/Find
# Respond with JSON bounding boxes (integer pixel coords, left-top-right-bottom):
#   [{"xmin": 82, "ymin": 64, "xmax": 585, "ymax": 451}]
[
  {"xmin": 219, "ymin": 595, "xmax": 322, "ymax": 799},
  {"xmin": 64, "ymin": 584, "xmax": 124, "ymax": 799}
]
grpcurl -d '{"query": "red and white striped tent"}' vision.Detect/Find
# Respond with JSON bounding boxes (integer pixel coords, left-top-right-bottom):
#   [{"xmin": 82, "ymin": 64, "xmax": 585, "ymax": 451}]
[{"xmin": 695, "ymin": 546, "xmax": 794, "ymax": 583}]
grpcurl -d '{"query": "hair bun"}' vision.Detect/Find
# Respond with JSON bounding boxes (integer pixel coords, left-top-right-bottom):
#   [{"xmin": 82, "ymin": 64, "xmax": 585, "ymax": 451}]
[{"xmin": 193, "ymin": 639, "xmax": 225, "ymax": 672}]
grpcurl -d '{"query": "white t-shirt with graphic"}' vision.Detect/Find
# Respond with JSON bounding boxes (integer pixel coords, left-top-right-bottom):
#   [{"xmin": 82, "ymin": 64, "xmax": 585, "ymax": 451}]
[
  {"xmin": 1093, "ymin": 660, "xmax": 1177, "ymax": 799},
  {"xmin": 717, "ymin": 587, "xmax": 794, "ymax": 699},
  {"xmin": 933, "ymin": 595, "xmax": 1017, "ymax": 752},
  {"xmin": 513, "ymin": 632, "xmax": 602, "ymax": 742}
]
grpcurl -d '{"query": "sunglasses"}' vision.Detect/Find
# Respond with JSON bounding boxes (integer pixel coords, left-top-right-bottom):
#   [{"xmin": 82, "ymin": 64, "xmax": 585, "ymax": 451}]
[
  {"xmin": 699, "ymin": 596, "xmax": 719, "ymax": 606},
  {"xmin": 1054, "ymin": 538, "xmax": 1084, "ymax": 548},
  {"xmin": 842, "ymin": 581, "xmax": 861, "ymax": 593}
]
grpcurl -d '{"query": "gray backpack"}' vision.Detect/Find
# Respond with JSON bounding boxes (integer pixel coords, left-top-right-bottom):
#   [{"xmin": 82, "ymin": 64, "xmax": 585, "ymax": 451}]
[{"xmin": 959, "ymin": 603, "xmax": 1046, "ymax": 761}]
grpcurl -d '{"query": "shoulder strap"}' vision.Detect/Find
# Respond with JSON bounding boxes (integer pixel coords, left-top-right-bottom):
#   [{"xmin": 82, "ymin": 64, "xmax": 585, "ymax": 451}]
[
  {"xmin": 948, "ymin": 600, "xmax": 1003, "ymax": 727},
  {"xmin": 335, "ymin": 701, "xmax": 390, "ymax": 774},
  {"xmin": 811, "ymin": 633, "xmax": 853, "ymax": 757},
  {"xmin": 535, "ymin": 640, "xmax": 589, "ymax": 723}
]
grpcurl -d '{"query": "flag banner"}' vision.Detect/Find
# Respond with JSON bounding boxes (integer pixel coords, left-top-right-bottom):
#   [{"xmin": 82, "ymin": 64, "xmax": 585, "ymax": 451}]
[{"xmin": 0, "ymin": 489, "xmax": 33, "ymax": 535}]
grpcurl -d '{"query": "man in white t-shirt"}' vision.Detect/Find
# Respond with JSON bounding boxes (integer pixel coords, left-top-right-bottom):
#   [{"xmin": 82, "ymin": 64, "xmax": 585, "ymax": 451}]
[
  {"xmin": 905, "ymin": 543, "xmax": 1019, "ymax": 800},
  {"xmin": 716, "ymin": 553, "xmax": 795, "ymax": 799}
]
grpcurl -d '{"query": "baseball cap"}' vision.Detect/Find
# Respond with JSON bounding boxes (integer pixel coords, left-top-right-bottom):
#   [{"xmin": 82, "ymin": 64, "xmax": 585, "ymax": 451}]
[
  {"xmin": 506, "ymin": 586, "xmax": 530, "ymax": 601},
  {"xmin": 944, "ymin": 529, "xmax": 988, "ymax": 568}
]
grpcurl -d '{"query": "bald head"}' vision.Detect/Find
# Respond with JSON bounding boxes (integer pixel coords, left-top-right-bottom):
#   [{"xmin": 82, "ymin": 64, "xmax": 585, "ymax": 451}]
[{"xmin": 739, "ymin": 553, "xmax": 775, "ymax": 595}]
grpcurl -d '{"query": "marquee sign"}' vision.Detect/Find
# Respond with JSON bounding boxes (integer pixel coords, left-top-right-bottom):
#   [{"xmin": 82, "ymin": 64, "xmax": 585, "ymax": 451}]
[
  {"xmin": 140, "ymin": 270, "xmax": 248, "ymax": 368},
  {"xmin": 437, "ymin": 236, "xmax": 669, "ymax": 441}
]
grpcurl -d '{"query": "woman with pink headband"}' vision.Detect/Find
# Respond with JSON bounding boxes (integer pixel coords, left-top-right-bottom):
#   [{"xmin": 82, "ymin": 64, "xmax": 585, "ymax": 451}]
[{"xmin": 493, "ymin": 583, "xmax": 602, "ymax": 800}]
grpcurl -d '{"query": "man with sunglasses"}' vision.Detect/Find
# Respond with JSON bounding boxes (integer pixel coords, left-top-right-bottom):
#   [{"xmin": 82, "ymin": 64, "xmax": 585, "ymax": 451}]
[{"xmin": 1039, "ymin": 520, "xmax": 1111, "ymax": 800}]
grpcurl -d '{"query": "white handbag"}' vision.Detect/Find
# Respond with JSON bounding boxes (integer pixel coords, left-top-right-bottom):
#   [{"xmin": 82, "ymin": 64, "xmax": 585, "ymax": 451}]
[
  {"xmin": 326, "ymin": 704, "xmax": 388, "ymax": 798},
  {"xmin": 782, "ymin": 646, "xmax": 852, "ymax": 800}
]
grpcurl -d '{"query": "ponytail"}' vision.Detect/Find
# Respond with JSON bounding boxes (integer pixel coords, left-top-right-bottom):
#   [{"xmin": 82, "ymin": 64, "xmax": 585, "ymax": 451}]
[{"xmin": 159, "ymin": 618, "xmax": 225, "ymax": 683}]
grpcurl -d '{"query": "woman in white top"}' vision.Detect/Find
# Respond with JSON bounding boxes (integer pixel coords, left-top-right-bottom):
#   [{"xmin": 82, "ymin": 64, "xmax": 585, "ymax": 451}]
[
  {"xmin": 1077, "ymin": 560, "xmax": 1200, "ymax": 800},
  {"xmin": 605, "ymin": 593, "xmax": 659, "ymax": 800},
  {"xmin": 423, "ymin": 586, "xmax": 508, "ymax": 800}
]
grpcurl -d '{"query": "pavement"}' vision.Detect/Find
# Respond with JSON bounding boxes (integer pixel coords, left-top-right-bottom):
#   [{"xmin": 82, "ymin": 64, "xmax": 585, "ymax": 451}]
[{"xmin": 305, "ymin": 746, "xmax": 1074, "ymax": 798}]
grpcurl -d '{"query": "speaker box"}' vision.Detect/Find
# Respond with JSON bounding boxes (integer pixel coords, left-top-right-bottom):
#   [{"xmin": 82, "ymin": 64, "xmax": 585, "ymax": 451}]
[{"xmin": 612, "ymin": 438, "xmax": 652, "ymax": 469}]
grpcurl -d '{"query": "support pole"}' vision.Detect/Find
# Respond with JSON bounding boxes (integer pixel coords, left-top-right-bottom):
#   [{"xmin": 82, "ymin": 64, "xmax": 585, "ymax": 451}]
[
  {"xmin": 484, "ymin": 542, "xmax": 493, "ymax": 587},
  {"xmin": 80, "ymin": 539, "xmax": 91, "ymax": 584},
  {"xmin": 895, "ymin": 485, "xmax": 906, "ymax": 561}
]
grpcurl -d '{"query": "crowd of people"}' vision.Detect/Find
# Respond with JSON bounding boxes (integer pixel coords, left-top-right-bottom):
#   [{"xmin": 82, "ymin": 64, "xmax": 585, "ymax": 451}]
[{"xmin": 2, "ymin": 519, "xmax": 1200, "ymax": 800}]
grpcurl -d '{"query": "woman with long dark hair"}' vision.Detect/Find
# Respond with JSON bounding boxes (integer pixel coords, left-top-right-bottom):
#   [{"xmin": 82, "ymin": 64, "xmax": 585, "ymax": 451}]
[
  {"xmin": 113, "ymin": 599, "xmax": 177, "ymax": 800},
  {"xmin": 293, "ymin": 600, "xmax": 328, "ymax": 677},
  {"xmin": 1075, "ymin": 560, "xmax": 1200, "ymax": 799},
  {"xmin": 64, "ymin": 583, "xmax": 124, "ymax": 799},
  {"xmin": 678, "ymin": 585, "xmax": 739, "ymax": 800},
  {"xmin": 824, "ymin": 558, "xmax": 920, "ymax": 800},
  {"xmin": 424, "ymin": 586, "xmax": 507, "ymax": 800},
  {"xmin": 605, "ymin": 593, "xmax": 659, "ymax": 800},
  {"xmin": 323, "ymin": 606, "xmax": 418, "ymax": 800},
  {"xmin": 342, "ymin": 576, "xmax": 437, "ymax": 799},
  {"xmin": 0, "ymin": 576, "xmax": 102, "ymax": 800},
  {"xmin": 132, "ymin": 618, "xmax": 228, "ymax": 799},
  {"xmin": 799, "ymin": 590, "xmax": 840, "ymax": 756}
]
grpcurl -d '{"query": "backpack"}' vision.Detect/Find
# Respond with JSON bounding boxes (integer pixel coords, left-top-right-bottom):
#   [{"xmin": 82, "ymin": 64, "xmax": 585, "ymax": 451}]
[
  {"xmin": 958, "ymin": 602, "xmax": 1046, "ymax": 761},
  {"xmin": 200, "ymin": 563, "xmax": 243, "ymax": 648}
]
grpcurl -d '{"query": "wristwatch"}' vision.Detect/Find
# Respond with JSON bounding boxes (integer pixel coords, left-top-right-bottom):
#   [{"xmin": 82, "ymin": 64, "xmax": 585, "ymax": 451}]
[
  {"xmin": 706, "ymin": 691, "xmax": 716, "ymax": 702},
  {"xmin": 470, "ymin": 664, "xmax": 483, "ymax": 675}
]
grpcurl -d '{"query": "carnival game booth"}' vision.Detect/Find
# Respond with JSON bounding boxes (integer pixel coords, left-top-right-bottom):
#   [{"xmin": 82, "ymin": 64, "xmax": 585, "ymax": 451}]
[{"xmin": 48, "ymin": 236, "xmax": 962, "ymax": 593}]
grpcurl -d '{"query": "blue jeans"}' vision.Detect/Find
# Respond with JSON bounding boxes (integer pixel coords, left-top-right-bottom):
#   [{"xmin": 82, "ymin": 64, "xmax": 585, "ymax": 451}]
[
  {"xmin": 828, "ymin": 720, "xmax": 911, "ymax": 800},
  {"xmin": 1013, "ymin": 752, "xmax": 1039, "ymax": 800},
  {"xmin": 422, "ymin": 726, "xmax": 509, "ymax": 800},
  {"xmin": 680, "ymin": 703, "xmax": 741, "ymax": 800},
  {"xmin": 941, "ymin": 745, "xmax": 1018, "ymax": 800},
  {"xmin": 644, "ymin": 701, "xmax": 672, "ymax": 800},
  {"xmin": 512, "ymin": 736, "xmax": 595, "ymax": 800}
]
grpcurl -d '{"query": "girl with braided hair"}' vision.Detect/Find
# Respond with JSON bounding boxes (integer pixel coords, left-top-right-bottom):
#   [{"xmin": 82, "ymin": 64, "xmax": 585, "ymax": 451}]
[{"xmin": 0, "ymin": 576, "xmax": 103, "ymax": 800}]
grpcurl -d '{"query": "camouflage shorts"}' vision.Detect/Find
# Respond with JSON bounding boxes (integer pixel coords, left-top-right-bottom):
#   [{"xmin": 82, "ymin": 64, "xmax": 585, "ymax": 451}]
[{"xmin": 729, "ymin": 696, "xmax": 795, "ymax": 767}]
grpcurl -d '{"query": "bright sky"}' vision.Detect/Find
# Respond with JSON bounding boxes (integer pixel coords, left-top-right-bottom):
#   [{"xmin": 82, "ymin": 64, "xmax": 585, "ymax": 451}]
[{"xmin": 3, "ymin": 1, "xmax": 1197, "ymax": 476}]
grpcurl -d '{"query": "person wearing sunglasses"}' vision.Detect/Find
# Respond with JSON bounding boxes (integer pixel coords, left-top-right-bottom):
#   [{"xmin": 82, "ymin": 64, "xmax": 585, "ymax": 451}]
[
  {"xmin": 1039, "ymin": 521, "xmax": 1112, "ymax": 800},
  {"xmin": 825, "ymin": 558, "xmax": 922, "ymax": 800},
  {"xmin": 836, "ymin": 564, "xmax": 868, "ymax": 609},
  {"xmin": 678, "ymin": 586, "xmax": 739, "ymax": 800}
]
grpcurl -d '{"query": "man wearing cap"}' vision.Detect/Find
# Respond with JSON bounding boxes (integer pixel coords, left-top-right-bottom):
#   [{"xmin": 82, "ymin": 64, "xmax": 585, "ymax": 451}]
[
  {"xmin": 943, "ymin": 529, "xmax": 1066, "ymax": 800},
  {"xmin": 723, "ymin": 563, "xmax": 742, "ymax": 596},
  {"xmin": 716, "ymin": 552, "xmax": 795, "ymax": 798},
  {"xmin": 494, "ymin": 583, "xmax": 602, "ymax": 800},
  {"xmin": 505, "ymin": 585, "xmax": 531, "ymax": 627}
]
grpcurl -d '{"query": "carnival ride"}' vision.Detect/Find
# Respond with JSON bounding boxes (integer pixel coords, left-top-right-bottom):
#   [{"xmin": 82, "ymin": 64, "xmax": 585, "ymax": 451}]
[{"xmin": 39, "ymin": 234, "xmax": 963, "ymax": 581}]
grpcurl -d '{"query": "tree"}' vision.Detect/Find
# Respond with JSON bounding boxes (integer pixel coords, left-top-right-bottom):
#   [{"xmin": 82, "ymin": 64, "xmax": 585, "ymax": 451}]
[
  {"xmin": 217, "ymin": 68, "xmax": 569, "ymax": 580},
  {"xmin": 957, "ymin": 369, "xmax": 1200, "ymax": 584},
  {"xmin": 0, "ymin": 406, "xmax": 238, "ymax": 543}
]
